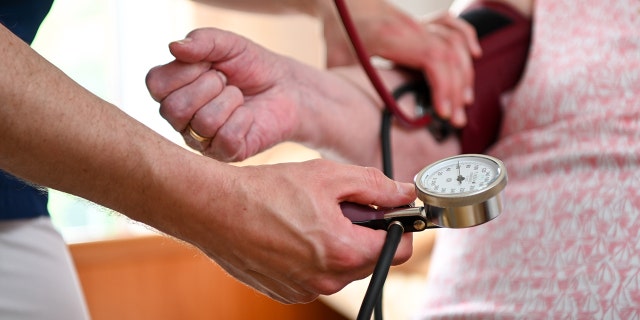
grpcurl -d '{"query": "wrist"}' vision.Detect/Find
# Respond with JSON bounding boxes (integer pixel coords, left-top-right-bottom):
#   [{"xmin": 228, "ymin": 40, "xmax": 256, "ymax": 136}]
[
  {"xmin": 290, "ymin": 66, "xmax": 384, "ymax": 164},
  {"xmin": 135, "ymin": 146, "xmax": 239, "ymax": 241}
]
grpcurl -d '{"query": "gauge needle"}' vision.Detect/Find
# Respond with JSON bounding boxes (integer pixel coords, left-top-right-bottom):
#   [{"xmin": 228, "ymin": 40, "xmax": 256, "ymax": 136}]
[{"xmin": 457, "ymin": 162, "xmax": 465, "ymax": 184}]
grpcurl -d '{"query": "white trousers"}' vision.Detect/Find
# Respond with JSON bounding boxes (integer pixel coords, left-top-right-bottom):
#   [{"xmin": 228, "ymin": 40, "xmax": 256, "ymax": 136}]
[{"xmin": 0, "ymin": 217, "xmax": 90, "ymax": 319}]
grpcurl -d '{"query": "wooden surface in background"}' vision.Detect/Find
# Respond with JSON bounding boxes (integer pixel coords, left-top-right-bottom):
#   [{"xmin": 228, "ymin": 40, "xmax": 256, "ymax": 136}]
[{"xmin": 69, "ymin": 235, "xmax": 348, "ymax": 320}]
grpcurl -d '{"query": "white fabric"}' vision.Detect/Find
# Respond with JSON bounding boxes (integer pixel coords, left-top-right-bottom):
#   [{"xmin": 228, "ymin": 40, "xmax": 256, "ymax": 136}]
[{"xmin": 0, "ymin": 217, "xmax": 90, "ymax": 320}]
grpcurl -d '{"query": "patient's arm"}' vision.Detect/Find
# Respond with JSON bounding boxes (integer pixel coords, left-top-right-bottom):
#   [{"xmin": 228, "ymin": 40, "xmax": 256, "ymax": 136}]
[{"xmin": 146, "ymin": 28, "xmax": 460, "ymax": 182}]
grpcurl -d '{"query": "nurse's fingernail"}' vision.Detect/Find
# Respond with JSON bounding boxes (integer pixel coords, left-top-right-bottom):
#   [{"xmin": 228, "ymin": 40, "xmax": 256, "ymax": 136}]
[
  {"xmin": 464, "ymin": 87, "xmax": 474, "ymax": 104},
  {"xmin": 454, "ymin": 108, "xmax": 467, "ymax": 127},
  {"xmin": 396, "ymin": 181, "xmax": 414, "ymax": 196},
  {"xmin": 440, "ymin": 100, "xmax": 452, "ymax": 119}
]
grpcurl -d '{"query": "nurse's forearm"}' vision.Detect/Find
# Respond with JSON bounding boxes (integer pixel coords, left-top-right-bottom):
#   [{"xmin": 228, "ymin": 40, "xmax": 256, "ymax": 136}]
[{"xmin": 0, "ymin": 24, "xmax": 227, "ymax": 233}]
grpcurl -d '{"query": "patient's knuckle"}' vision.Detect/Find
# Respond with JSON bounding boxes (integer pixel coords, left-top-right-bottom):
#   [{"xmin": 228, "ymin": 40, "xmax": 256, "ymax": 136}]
[
  {"xmin": 215, "ymin": 133, "xmax": 248, "ymax": 162},
  {"xmin": 145, "ymin": 68, "xmax": 168, "ymax": 101},
  {"xmin": 159, "ymin": 96, "xmax": 192, "ymax": 125}
]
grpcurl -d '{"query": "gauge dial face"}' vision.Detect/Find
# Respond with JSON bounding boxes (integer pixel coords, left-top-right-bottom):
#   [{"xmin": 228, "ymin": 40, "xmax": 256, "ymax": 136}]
[
  {"xmin": 418, "ymin": 156, "xmax": 499, "ymax": 195},
  {"xmin": 415, "ymin": 154, "xmax": 507, "ymax": 208}
]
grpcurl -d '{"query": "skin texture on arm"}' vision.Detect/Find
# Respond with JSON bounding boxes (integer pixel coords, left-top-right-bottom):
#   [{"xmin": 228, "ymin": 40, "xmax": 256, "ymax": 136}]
[
  {"xmin": 192, "ymin": 0, "xmax": 481, "ymax": 127},
  {"xmin": 0, "ymin": 24, "xmax": 418, "ymax": 304},
  {"xmin": 146, "ymin": 27, "xmax": 461, "ymax": 183}
]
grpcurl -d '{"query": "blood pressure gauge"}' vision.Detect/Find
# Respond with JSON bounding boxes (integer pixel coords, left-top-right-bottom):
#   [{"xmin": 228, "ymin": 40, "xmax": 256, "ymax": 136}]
[
  {"xmin": 342, "ymin": 154, "xmax": 507, "ymax": 231},
  {"xmin": 414, "ymin": 154, "xmax": 507, "ymax": 228}
]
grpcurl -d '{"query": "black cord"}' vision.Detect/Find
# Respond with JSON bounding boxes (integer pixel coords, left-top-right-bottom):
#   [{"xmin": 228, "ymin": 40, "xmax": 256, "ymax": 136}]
[
  {"xmin": 374, "ymin": 295, "xmax": 384, "ymax": 320},
  {"xmin": 356, "ymin": 221, "xmax": 404, "ymax": 320},
  {"xmin": 380, "ymin": 108, "xmax": 394, "ymax": 179},
  {"xmin": 370, "ymin": 95, "xmax": 396, "ymax": 320}
]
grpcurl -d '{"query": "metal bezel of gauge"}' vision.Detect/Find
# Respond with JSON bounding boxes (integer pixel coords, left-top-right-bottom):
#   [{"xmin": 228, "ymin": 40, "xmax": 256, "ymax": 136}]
[{"xmin": 414, "ymin": 154, "xmax": 508, "ymax": 228}]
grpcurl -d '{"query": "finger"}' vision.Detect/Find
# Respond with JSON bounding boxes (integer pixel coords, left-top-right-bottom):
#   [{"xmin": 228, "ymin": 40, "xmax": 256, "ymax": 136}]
[
  {"xmin": 358, "ymin": 8, "xmax": 430, "ymax": 67},
  {"xmin": 439, "ymin": 24, "xmax": 475, "ymax": 125},
  {"xmin": 199, "ymin": 87, "xmax": 251, "ymax": 161},
  {"xmin": 421, "ymin": 24, "xmax": 473, "ymax": 125},
  {"xmin": 170, "ymin": 28, "xmax": 253, "ymax": 66},
  {"xmin": 338, "ymin": 165, "xmax": 416, "ymax": 207},
  {"xmin": 328, "ymin": 165, "xmax": 418, "ymax": 267},
  {"xmin": 431, "ymin": 15, "xmax": 479, "ymax": 107},
  {"xmin": 146, "ymin": 60, "xmax": 212, "ymax": 102},
  {"xmin": 431, "ymin": 14, "xmax": 482, "ymax": 57},
  {"xmin": 159, "ymin": 69, "xmax": 227, "ymax": 132},
  {"xmin": 438, "ymin": 14, "xmax": 482, "ymax": 105},
  {"xmin": 189, "ymin": 85, "xmax": 243, "ymax": 140},
  {"xmin": 420, "ymin": 38, "xmax": 456, "ymax": 121},
  {"xmin": 440, "ymin": 23, "xmax": 476, "ymax": 114},
  {"xmin": 392, "ymin": 233, "xmax": 414, "ymax": 265},
  {"xmin": 343, "ymin": 223, "xmax": 413, "ymax": 273},
  {"xmin": 205, "ymin": 108, "xmax": 254, "ymax": 162},
  {"xmin": 183, "ymin": 86, "xmax": 244, "ymax": 155},
  {"xmin": 169, "ymin": 28, "xmax": 283, "ymax": 94}
]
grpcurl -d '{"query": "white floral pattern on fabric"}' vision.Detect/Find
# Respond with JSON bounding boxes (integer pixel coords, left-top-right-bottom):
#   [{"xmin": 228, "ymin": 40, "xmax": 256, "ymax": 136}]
[{"xmin": 417, "ymin": 0, "xmax": 640, "ymax": 318}]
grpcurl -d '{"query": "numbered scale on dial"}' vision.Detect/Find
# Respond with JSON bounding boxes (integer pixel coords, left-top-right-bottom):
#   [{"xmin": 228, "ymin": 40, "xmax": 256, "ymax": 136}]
[{"xmin": 415, "ymin": 154, "xmax": 507, "ymax": 228}]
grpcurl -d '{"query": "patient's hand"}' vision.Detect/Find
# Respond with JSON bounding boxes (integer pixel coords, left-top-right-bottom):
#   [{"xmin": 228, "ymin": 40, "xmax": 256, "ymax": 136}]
[
  {"xmin": 146, "ymin": 28, "xmax": 309, "ymax": 162},
  {"xmin": 323, "ymin": 5, "xmax": 481, "ymax": 127},
  {"xmin": 146, "ymin": 27, "xmax": 398, "ymax": 164}
]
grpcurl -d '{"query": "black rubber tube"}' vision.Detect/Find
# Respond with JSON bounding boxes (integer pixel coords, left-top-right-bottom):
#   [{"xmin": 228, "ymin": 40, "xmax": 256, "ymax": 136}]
[{"xmin": 356, "ymin": 221, "xmax": 404, "ymax": 320}]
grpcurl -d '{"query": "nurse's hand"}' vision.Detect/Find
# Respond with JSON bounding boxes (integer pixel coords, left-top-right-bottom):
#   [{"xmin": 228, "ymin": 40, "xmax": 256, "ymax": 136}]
[
  {"xmin": 321, "ymin": 2, "xmax": 482, "ymax": 126},
  {"xmin": 193, "ymin": 159, "xmax": 416, "ymax": 303}
]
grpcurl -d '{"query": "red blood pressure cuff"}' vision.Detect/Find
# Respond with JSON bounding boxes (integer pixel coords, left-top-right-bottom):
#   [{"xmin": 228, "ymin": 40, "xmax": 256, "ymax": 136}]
[{"xmin": 458, "ymin": 1, "xmax": 532, "ymax": 153}]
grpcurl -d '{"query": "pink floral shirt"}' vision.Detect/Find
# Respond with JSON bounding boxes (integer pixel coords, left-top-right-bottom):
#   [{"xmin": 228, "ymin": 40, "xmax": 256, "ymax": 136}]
[{"xmin": 417, "ymin": 0, "xmax": 640, "ymax": 318}]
